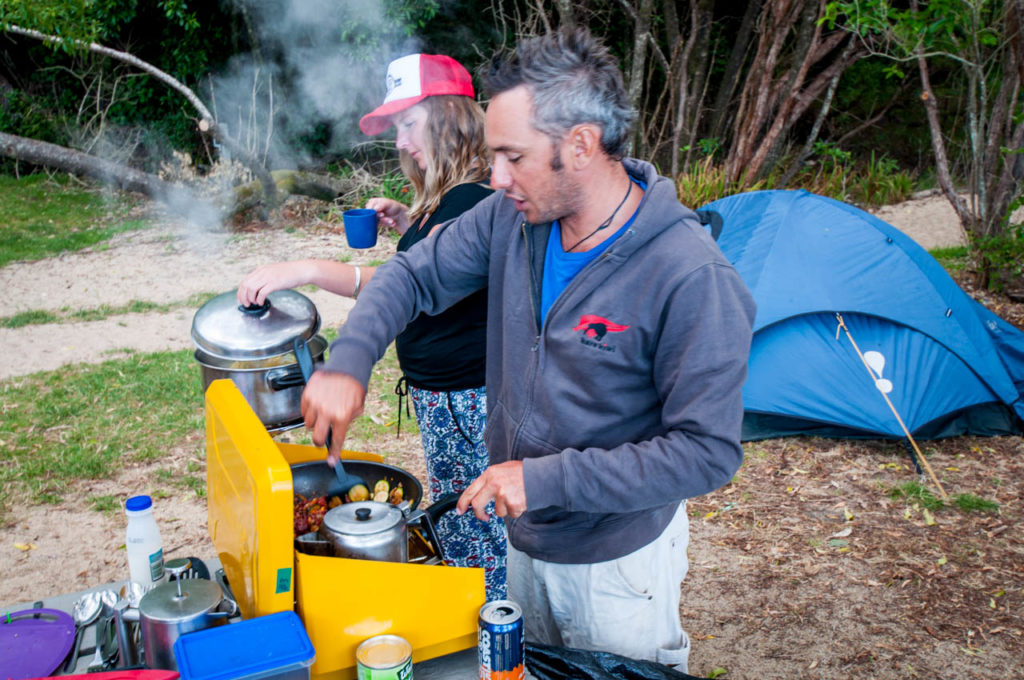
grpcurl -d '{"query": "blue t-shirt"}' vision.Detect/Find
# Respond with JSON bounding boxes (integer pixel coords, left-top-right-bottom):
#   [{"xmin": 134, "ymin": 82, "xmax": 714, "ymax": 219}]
[{"xmin": 540, "ymin": 180, "xmax": 644, "ymax": 326}]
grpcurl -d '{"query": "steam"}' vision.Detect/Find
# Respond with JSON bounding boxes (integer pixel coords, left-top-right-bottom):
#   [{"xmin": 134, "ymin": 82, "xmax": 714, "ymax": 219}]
[
  {"xmin": 209, "ymin": 0, "xmax": 419, "ymax": 170},
  {"xmin": 135, "ymin": 0, "xmax": 423, "ymax": 233}
]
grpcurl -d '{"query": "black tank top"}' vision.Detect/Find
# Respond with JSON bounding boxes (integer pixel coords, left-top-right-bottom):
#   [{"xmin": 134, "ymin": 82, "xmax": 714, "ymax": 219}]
[{"xmin": 394, "ymin": 183, "xmax": 491, "ymax": 391}]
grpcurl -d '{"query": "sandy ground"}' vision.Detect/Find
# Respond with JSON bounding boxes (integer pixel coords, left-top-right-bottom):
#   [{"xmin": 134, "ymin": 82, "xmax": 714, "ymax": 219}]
[{"xmin": 3, "ymin": 190, "xmax": 1018, "ymax": 679}]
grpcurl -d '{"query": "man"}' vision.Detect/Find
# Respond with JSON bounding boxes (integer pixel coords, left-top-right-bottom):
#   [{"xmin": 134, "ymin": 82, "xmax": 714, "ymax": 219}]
[{"xmin": 302, "ymin": 29, "xmax": 755, "ymax": 672}]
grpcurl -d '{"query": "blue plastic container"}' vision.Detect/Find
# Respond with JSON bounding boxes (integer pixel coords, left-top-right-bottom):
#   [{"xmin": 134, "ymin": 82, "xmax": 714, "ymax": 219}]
[{"xmin": 173, "ymin": 611, "xmax": 315, "ymax": 680}]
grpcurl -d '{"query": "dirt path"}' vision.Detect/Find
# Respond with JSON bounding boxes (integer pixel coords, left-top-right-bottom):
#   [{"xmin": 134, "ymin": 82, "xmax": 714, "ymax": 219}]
[{"xmin": 0, "ymin": 192, "xmax": 969, "ymax": 381}]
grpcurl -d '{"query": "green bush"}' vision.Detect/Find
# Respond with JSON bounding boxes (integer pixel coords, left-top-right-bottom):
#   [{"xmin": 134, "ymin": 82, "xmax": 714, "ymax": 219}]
[
  {"xmin": 850, "ymin": 152, "xmax": 915, "ymax": 206},
  {"xmin": 676, "ymin": 157, "xmax": 768, "ymax": 207},
  {"xmin": 971, "ymin": 220, "xmax": 1024, "ymax": 293},
  {"xmin": 0, "ymin": 89, "xmax": 69, "ymax": 146}
]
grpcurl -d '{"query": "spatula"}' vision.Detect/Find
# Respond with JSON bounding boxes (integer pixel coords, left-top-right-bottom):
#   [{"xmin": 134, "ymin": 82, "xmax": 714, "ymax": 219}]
[{"xmin": 293, "ymin": 337, "xmax": 366, "ymax": 498}]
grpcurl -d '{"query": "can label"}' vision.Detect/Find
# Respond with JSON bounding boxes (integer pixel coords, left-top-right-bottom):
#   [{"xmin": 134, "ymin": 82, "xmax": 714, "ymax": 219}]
[
  {"xmin": 356, "ymin": 635, "xmax": 413, "ymax": 680},
  {"xmin": 478, "ymin": 600, "xmax": 524, "ymax": 680}
]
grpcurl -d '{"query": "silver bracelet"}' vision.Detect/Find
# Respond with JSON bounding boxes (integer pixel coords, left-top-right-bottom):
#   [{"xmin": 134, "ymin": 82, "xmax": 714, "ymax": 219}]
[{"xmin": 352, "ymin": 265, "xmax": 362, "ymax": 298}]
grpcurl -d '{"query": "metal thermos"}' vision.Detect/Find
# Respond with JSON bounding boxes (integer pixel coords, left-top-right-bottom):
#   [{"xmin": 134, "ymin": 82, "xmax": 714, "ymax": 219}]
[{"xmin": 137, "ymin": 559, "xmax": 229, "ymax": 670}]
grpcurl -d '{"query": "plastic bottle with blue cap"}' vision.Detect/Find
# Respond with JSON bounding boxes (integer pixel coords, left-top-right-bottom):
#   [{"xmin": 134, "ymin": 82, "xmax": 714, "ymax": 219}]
[{"xmin": 125, "ymin": 494, "xmax": 165, "ymax": 587}]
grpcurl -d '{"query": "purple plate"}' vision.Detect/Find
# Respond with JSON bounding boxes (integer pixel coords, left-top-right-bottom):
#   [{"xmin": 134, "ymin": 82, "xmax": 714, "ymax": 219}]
[{"xmin": 0, "ymin": 607, "xmax": 76, "ymax": 679}]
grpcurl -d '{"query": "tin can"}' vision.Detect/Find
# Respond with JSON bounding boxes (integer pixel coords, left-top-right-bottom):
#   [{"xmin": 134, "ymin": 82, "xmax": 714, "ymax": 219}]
[
  {"xmin": 356, "ymin": 634, "xmax": 413, "ymax": 680},
  {"xmin": 478, "ymin": 600, "xmax": 525, "ymax": 680}
]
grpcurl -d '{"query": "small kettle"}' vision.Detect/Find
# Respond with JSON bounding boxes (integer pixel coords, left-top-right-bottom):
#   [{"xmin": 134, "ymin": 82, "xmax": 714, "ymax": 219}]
[{"xmin": 318, "ymin": 500, "xmax": 442, "ymax": 563}]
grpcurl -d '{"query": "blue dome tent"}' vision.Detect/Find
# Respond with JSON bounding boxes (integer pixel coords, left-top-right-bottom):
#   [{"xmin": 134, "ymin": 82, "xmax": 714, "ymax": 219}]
[{"xmin": 699, "ymin": 190, "xmax": 1024, "ymax": 441}]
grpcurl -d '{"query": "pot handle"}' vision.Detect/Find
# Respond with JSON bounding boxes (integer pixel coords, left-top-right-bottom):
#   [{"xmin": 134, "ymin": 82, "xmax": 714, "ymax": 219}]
[
  {"xmin": 408, "ymin": 508, "xmax": 446, "ymax": 563},
  {"xmin": 294, "ymin": 336, "xmax": 315, "ymax": 384},
  {"xmin": 213, "ymin": 568, "xmax": 240, "ymax": 617},
  {"xmin": 267, "ymin": 366, "xmax": 305, "ymax": 390}
]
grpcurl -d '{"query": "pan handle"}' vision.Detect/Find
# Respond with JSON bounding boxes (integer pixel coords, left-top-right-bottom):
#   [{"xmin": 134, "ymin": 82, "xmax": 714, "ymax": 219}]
[
  {"xmin": 408, "ymin": 507, "xmax": 446, "ymax": 563},
  {"xmin": 424, "ymin": 492, "xmax": 460, "ymax": 525}
]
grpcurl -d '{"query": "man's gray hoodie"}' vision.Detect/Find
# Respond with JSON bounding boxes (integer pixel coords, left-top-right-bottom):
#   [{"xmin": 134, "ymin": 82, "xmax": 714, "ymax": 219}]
[{"xmin": 324, "ymin": 158, "xmax": 756, "ymax": 564}]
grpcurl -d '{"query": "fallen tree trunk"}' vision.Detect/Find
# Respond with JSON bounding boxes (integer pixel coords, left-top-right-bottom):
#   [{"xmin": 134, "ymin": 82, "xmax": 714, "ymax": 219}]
[
  {"xmin": 1, "ymin": 132, "xmax": 363, "ymax": 219},
  {"xmin": 0, "ymin": 131, "xmax": 202, "ymax": 207},
  {"xmin": 229, "ymin": 170, "xmax": 363, "ymax": 216}
]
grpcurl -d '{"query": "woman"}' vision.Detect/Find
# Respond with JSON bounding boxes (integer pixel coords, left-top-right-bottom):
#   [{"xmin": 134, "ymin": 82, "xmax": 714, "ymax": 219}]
[{"xmin": 237, "ymin": 53, "xmax": 506, "ymax": 600}]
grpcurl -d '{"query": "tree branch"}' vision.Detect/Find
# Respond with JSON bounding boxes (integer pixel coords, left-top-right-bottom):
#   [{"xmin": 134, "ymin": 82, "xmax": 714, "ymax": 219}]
[{"xmin": 2, "ymin": 22, "xmax": 279, "ymax": 207}]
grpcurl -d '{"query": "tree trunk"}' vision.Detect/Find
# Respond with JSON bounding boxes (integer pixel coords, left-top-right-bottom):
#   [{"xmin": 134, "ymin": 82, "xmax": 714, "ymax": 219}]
[
  {"xmin": 726, "ymin": 0, "xmax": 802, "ymax": 183},
  {"xmin": 553, "ymin": 0, "xmax": 576, "ymax": 28},
  {"xmin": 777, "ymin": 63, "xmax": 842, "ymax": 188},
  {"xmin": 725, "ymin": 0, "xmax": 862, "ymax": 185},
  {"xmin": 0, "ymin": 132, "xmax": 358, "ymax": 219},
  {"xmin": 670, "ymin": 4, "xmax": 699, "ymax": 178},
  {"xmin": 626, "ymin": 0, "xmax": 655, "ymax": 156},
  {"xmin": 710, "ymin": 0, "xmax": 763, "ymax": 142},
  {"xmin": 0, "ymin": 131, "xmax": 203, "ymax": 209},
  {"xmin": 682, "ymin": 0, "xmax": 716, "ymax": 168},
  {"xmin": 916, "ymin": 54, "xmax": 974, "ymax": 235}
]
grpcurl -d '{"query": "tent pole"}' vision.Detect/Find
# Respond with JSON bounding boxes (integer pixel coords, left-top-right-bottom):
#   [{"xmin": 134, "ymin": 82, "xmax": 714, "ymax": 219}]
[{"xmin": 834, "ymin": 313, "xmax": 950, "ymax": 500}]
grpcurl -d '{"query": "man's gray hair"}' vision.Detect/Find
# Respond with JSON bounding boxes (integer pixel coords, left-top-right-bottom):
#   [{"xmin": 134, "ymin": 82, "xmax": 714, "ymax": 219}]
[{"xmin": 482, "ymin": 28, "xmax": 636, "ymax": 160}]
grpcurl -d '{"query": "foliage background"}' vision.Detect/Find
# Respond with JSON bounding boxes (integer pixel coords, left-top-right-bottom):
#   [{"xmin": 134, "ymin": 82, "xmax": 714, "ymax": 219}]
[{"xmin": 0, "ymin": 0, "xmax": 1021, "ymax": 283}]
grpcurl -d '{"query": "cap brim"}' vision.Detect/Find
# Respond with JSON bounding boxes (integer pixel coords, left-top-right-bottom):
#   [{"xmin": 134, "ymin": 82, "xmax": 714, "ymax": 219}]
[{"xmin": 359, "ymin": 95, "xmax": 428, "ymax": 136}]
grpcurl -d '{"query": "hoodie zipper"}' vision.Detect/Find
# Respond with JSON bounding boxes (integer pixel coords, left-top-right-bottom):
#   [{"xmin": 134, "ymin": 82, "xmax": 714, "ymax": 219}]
[{"xmin": 521, "ymin": 220, "xmax": 542, "ymax": 352}]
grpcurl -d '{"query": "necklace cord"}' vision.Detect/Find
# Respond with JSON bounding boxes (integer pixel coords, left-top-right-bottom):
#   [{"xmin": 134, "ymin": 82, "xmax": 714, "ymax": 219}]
[{"xmin": 564, "ymin": 179, "xmax": 633, "ymax": 253}]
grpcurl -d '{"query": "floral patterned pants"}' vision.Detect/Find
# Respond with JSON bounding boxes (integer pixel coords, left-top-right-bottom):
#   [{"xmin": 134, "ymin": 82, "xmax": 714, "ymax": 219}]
[{"xmin": 410, "ymin": 384, "xmax": 507, "ymax": 600}]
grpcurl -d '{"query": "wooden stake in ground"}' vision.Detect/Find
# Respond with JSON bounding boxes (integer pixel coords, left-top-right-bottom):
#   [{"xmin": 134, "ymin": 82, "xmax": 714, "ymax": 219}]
[{"xmin": 834, "ymin": 313, "xmax": 949, "ymax": 500}]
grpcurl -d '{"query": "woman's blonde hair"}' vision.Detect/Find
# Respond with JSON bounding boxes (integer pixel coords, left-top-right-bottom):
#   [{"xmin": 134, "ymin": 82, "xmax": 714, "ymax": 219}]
[{"xmin": 399, "ymin": 95, "xmax": 491, "ymax": 222}]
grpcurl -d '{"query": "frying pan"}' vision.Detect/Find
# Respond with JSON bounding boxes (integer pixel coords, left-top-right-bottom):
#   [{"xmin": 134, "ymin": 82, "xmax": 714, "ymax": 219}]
[{"xmin": 290, "ymin": 460, "xmax": 423, "ymax": 509}]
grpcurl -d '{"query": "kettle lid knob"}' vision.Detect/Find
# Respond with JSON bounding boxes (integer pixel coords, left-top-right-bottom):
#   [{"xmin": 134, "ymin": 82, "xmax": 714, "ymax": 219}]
[{"xmin": 355, "ymin": 507, "xmax": 372, "ymax": 521}]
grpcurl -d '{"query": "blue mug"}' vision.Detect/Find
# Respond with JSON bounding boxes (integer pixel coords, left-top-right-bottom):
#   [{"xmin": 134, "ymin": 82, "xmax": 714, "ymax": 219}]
[{"xmin": 343, "ymin": 208, "xmax": 378, "ymax": 249}]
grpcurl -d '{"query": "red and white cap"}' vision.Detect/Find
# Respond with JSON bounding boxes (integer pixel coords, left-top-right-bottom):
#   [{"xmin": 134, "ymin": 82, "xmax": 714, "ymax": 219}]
[{"xmin": 359, "ymin": 53, "xmax": 475, "ymax": 136}]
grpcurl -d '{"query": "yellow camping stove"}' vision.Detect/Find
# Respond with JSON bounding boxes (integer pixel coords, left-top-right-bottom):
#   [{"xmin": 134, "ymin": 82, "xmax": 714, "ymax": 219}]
[{"xmin": 204, "ymin": 379, "xmax": 484, "ymax": 679}]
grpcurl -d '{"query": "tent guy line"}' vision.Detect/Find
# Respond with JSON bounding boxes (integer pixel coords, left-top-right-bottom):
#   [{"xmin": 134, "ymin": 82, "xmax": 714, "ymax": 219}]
[{"xmin": 835, "ymin": 312, "xmax": 949, "ymax": 499}]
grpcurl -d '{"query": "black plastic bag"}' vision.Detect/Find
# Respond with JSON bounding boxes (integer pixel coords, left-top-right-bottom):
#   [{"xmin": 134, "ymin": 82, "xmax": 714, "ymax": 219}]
[{"xmin": 526, "ymin": 641, "xmax": 709, "ymax": 680}]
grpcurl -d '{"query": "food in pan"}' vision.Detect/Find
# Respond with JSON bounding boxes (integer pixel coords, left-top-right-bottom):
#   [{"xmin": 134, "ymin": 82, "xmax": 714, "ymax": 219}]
[{"xmin": 293, "ymin": 480, "xmax": 405, "ymax": 537}]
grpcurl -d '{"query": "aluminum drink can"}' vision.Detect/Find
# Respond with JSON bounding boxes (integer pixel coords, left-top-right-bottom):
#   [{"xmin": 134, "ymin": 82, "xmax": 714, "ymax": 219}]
[
  {"xmin": 478, "ymin": 600, "xmax": 525, "ymax": 680},
  {"xmin": 356, "ymin": 634, "xmax": 413, "ymax": 680}
]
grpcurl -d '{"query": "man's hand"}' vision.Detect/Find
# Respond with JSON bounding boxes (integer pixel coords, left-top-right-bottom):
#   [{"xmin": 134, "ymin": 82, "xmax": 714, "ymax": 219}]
[
  {"xmin": 300, "ymin": 371, "xmax": 366, "ymax": 462},
  {"xmin": 457, "ymin": 461, "xmax": 526, "ymax": 522}
]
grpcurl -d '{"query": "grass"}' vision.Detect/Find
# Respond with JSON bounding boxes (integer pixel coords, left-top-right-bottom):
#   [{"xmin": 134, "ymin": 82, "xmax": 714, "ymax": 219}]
[
  {"xmin": 0, "ymin": 174, "xmax": 144, "ymax": 266},
  {"xmin": 1, "ymin": 292, "xmax": 220, "ymax": 329},
  {"xmin": 0, "ymin": 349, "xmax": 205, "ymax": 510},
  {"xmin": 87, "ymin": 494, "xmax": 122, "ymax": 514},
  {"xmin": 888, "ymin": 480, "xmax": 945, "ymax": 510},
  {"xmin": 0, "ymin": 318, "xmax": 416, "ymax": 513},
  {"xmin": 888, "ymin": 481, "xmax": 1001, "ymax": 516},
  {"xmin": 928, "ymin": 245, "xmax": 970, "ymax": 271},
  {"xmin": 952, "ymin": 492, "xmax": 999, "ymax": 513}
]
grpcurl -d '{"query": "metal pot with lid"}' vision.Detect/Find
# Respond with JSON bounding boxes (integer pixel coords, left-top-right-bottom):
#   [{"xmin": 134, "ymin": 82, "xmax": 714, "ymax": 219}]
[
  {"xmin": 138, "ymin": 559, "xmax": 232, "ymax": 670},
  {"xmin": 319, "ymin": 500, "xmax": 443, "ymax": 564},
  {"xmin": 191, "ymin": 289, "xmax": 326, "ymax": 430}
]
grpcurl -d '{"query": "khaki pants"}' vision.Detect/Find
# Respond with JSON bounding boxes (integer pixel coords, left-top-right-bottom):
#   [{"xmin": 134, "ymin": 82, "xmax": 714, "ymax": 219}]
[{"xmin": 507, "ymin": 502, "xmax": 691, "ymax": 673}]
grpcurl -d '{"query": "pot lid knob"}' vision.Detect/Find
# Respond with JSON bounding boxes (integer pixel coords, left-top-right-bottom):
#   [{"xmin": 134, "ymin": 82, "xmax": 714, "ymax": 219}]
[
  {"xmin": 238, "ymin": 302, "xmax": 270, "ymax": 316},
  {"xmin": 355, "ymin": 508, "xmax": 372, "ymax": 521},
  {"xmin": 164, "ymin": 558, "xmax": 190, "ymax": 598}
]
